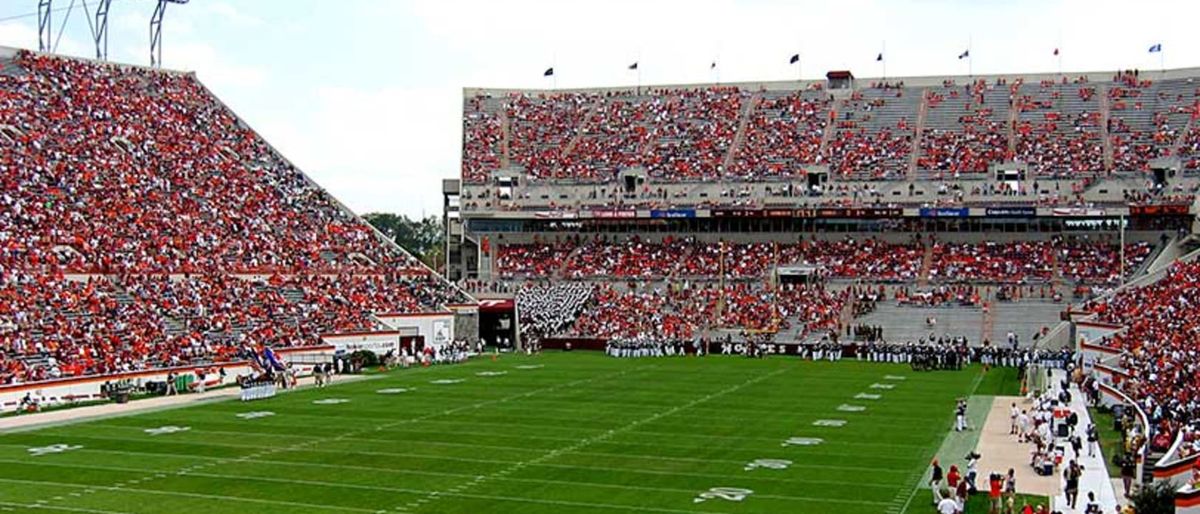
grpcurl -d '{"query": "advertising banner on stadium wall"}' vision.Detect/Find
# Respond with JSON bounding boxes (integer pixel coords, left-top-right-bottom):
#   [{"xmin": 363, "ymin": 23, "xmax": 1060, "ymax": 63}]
[
  {"xmin": 984, "ymin": 206, "xmax": 1037, "ymax": 218},
  {"xmin": 1052, "ymin": 207, "xmax": 1108, "ymax": 217},
  {"xmin": 322, "ymin": 332, "xmax": 401, "ymax": 356},
  {"xmin": 919, "ymin": 207, "xmax": 969, "ymax": 218},
  {"xmin": 712, "ymin": 208, "xmax": 905, "ymax": 219},
  {"xmin": 649, "ymin": 209, "xmax": 696, "ymax": 218},
  {"xmin": 1129, "ymin": 204, "xmax": 1190, "ymax": 216},
  {"xmin": 590, "ymin": 209, "xmax": 637, "ymax": 219},
  {"xmin": 711, "ymin": 209, "xmax": 761, "ymax": 218},
  {"xmin": 533, "ymin": 211, "xmax": 578, "ymax": 219}
]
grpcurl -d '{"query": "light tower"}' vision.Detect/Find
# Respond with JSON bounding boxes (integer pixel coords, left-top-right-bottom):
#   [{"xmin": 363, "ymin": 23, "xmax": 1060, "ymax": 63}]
[
  {"xmin": 150, "ymin": 0, "xmax": 190, "ymax": 68},
  {"xmin": 93, "ymin": 0, "xmax": 113, "ymax": 61},
  {"xmin": 36, "ymin": 0, "xmax": 52, "ymax": 52}
]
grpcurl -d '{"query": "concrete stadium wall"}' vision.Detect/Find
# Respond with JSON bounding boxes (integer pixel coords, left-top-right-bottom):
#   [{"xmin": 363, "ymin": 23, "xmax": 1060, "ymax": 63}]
[{"xmin": 375, "ymin": 313, "xmax": 456, "ymax": 346}]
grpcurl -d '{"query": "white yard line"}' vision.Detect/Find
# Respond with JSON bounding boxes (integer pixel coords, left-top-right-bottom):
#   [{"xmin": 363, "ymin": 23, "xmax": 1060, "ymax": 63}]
[
  {"xmin": 10, "ymin": 366, "xmax": 648, "ymax": 514},
  {"xmin": 895, "ymin": 369, "xmax": 986, "ymax": 514},
  {"xmin": 0, "ymin": 477, "xmax": 378, "ymax": 513},
  {"xmin": 0, "ymin": 502, "xmax": 132, "ymax": 514},
  {"xmin": 391, "ymin": 367, "xmax": 887, "ymax": 512}
]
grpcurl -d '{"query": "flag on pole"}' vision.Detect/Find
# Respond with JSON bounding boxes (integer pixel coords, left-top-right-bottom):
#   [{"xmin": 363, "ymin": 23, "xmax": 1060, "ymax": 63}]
[
  {"xmin": 543, "ymin": 67, "xmax": 554, "ymax": 77},
  {"xmin": 711, "ymin": 61, "xmax": 717, "ymax": 69},
  {"xmin": 628, "ymin": 62, "xmax": 638, "ymax": 70},
  {"xmin": 1053, "ymin": 48, "xmax": 1059, "ymax": 56},
  {"xmin": 1148, "ymin": 43, "xmax": 1162, "ymax": 53},
  {"xmin": 789, "ymin": 54, "xmax": 800, "ymax": 64},
  {"xmin": 876, "ymin": 53, "xmax": 883, "ymax": 62},
  {"xmin": 958, "ymin": 50, "xmax": 970, "ymax": 59}
]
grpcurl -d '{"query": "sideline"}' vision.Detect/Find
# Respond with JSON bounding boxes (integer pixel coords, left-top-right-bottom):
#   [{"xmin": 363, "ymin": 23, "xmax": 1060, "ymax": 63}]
[{"xmin": 0, "ymin": 374, "xmax": 375, "ymax": 434}]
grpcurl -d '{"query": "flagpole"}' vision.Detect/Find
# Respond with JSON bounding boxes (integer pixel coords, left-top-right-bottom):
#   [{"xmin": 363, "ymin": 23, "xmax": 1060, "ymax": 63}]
[
  {"xmin": 637, "ymin": 50, "xmax": 642, "ymax": 95},
  {"xmin": 968, "ymin": 36, "xmax": 973, "ymax": 79},
  {"xmin": 881, "ymin": 41, "xmax": 887, "ymax": 81}
]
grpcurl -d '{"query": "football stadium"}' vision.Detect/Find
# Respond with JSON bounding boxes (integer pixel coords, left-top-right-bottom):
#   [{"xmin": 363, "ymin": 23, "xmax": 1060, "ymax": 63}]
[{"xmin": 1, "ymin": 1, "xmax": 1199, "ymax": 513}]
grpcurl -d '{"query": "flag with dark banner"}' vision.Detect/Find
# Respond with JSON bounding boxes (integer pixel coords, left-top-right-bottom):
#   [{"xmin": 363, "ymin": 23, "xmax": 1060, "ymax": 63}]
[
  {"xmin": 876, "ymin": 53, "xmax": 883, "ymax": 61},
  {"xmin": 628, "ymin": 62, "xmax": 638, "ymax": 70},
  {"xmin": 1148, "ymin": 43, "xmax": 1162, "ymax": 53},
  {"xmin": 958, "ymin": 50, "xmax": 970, "ymax": 59},
  {"xmin": 789, "ymin": 54, "xmax": 799, "ymax": 64},
  {"xmin": 1053, "ymin": 48, "xmax": 1059, "ymax": 56},
  {"xmin": 710, "ymin": 61, "xmax": 717, "ymax": 69},
  {"xmin": 543, "ymin": 67, "xmax": 554, "ymax": 77}
]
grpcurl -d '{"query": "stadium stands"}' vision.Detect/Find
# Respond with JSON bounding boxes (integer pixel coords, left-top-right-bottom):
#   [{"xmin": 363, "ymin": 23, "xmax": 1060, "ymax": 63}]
[
  {"xmin": 463, "ymin": 71, "xmax": 1200, "ymax": 185},
  {"xmin": 0, "ymin": 50, "xmax": 469, "ymax": 385},
  {"xmin": 1087, "ymin": 260, "xmax": 1200, "ymax": 451}
]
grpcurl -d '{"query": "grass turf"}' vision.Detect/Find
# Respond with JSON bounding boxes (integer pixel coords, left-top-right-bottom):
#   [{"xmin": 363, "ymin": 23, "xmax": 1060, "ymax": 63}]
[{"xmin": 0, "ymin": 353, "xmax": 1012, "ymax": 514}]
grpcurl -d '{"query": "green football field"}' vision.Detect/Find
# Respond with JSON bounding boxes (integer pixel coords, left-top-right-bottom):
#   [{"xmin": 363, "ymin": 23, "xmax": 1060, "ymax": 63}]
[{"xmin": 0, "ymin": 353, "xmax": 1011, "ymax": 514}]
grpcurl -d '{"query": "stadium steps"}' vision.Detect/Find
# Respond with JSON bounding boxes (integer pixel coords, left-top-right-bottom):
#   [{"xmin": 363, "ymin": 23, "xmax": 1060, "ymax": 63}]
[
  {"xmin": 906, "ymin": 88, "xmax": 930, "ymax": 180},
  {"xmin": 1099, "ymin": 84, "xmax": 1114, "ymax": 170},
  {"xmin": 1006, "ymin": 90, "xmax": 1018, "ymax": 155},
  {"xmin": 817, "ymin": 105, "xmax": 839, "ymax": 157},
  {"xmin": 498, "ymin": 109, "xmax": 511, "ymax": 168},
  {"xmin": 554, "ymin": 244, "xmax": 589, "ymax": 279},
  {"xmin": 979, "ymin": 297, "xmax": 994, "ymax": 343},
  {"xmin": 721, "ymin": 92, "xmax": 760, "ymax": 173},
  {"xmin": 560, "ymin": 97, "xmax": 601, "ymax": 159},
  {"xmin": 917, "ymin": 243, "xmax": 934, "ymax": 286}
]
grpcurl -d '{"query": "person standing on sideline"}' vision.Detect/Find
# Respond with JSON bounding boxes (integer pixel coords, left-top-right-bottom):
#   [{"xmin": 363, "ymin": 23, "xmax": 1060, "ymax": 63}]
[
  {"xmin": 931, "ymin": 460, "xmax": 945, "ymax": 505},
  {"xmin": 1119, "ymin": 453, "xmax": 1136, "ymax": 498},
  {"xmin": 1083, "ymin": 491, "xmax": 1102, "ymax": 514},
  {"xmin": 988, "ymin": 472, "xmax": 1004, "ymax": 514},
  {"xmin": 955, "ymin": 399, "xmax": 968, "ymax": 431},
  {"xmin": 1063, "ymin": 460, "xmax": 1084, "ymax": 509},
  {"xmin": 195, "ymin": 368, "xmax": 206, "ymax": 394},
  {"xmin": 1087, "ymin": 423, "xmax": 1099, "ymax": 457},
  {"xmin": 1010, "ymin": 402, "xmax": 1020, "ymax": 435}
]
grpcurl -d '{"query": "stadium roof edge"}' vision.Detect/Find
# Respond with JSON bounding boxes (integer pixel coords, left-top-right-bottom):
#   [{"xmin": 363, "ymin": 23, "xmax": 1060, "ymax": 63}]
[
  {"xmin": 0, "ymin": 45, "xmax": 194, "ymax": 77},
  {"xmin": 462, "ymin": 64, "xmax": 1200, "ymax": 97}
]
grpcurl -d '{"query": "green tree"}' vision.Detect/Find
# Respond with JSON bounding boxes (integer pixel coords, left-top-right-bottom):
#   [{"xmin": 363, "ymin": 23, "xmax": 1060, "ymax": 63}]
[
  {"xmin": 363, "ymin": 213, "xmax": 444, "ymax": 271},
  {"xmin": 1129, "ymin": 480, "xmax": 1178, "ymax": 514}
]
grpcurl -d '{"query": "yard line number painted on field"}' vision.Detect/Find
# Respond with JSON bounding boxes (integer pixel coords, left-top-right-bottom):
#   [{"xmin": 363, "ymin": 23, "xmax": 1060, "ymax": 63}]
[
  {"xmin": 144, "ymin": 426, "xmax": 191, "ymax": 436},
  {"xmin": 475, "ymin": 371, "xmax": 507, "ymax": 377},
  {"xmin": 782, "ymin": 437, "xmax": 824, "ymax": 446},
  {"xmin": 28, "ymin": 444, "xmax": 82, "ymax": 457},
  {"xmin": 813, "ymin": 419, "xmax": 847, "ymax": 427},
  {"xmin": 855, "ymin": 392, "xmax": 882, "ymax": 400},
  {"xmin": 430, "ymin": 379, "xmax": 465, "ymax": 385},
  {"xmin": 693, "ymin": 487, "xmax": 754, "ymax": 503},
  {"xmin": 837, "ymin": 404, "xmax": 867, "ymax": 412},
  {"xmin": 377, "ymin": 388, "xmax": 413, "ymax": 394},
  {"xmin": 236, "ymin": 411, "xmax": 275, "ymax": 420},
  {"xmin": 744, "ymin": 459, "xmax": 792, "ymax": 471},
  {"xmin": 312, "ymin": 398, "xmax": 350, "ymax": 405}
]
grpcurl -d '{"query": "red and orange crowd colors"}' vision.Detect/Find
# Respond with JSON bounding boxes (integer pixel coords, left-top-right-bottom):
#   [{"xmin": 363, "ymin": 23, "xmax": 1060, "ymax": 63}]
[
  {"xmin": 463, "ymin": 72, "xmax": 1200, "ymax": 184},
  {"xmin": 1085, "ymin": 260, "xmax": 1200, "ymax": 457},
  {"xmin": 494, "ymin": 236, "xmax": 1152, "ymax": 286},
  {"xmin": 0, "ymin": 51, "xmax": 469, "ymax": 385}
]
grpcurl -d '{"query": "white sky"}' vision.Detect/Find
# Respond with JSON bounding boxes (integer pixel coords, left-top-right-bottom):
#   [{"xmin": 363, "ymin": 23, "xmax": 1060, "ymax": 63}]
[{"xmin": 0, "ymin": 0, "xmax": 1196, "ymax": 218}]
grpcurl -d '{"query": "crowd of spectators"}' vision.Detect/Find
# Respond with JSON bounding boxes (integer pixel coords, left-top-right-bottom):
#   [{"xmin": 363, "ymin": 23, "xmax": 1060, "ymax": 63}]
[
  {"xmin": 1086, "ymin": 260, "xmax": 1200, "ymax": 453},
  {"xmin": 1057, "ymin": 241, "xmax": 1152, "ymax": 285},
  {"xmin": 517, "ymin": 281, "xmax": 846, "ymax": 341},
  {"xmin": 728, "ymin": 92, "xmax": 831, "ymax": 178},
  {"xmin": 0, "ymin": 51, "xmax": 467, "ymax": 384},
  {"xmin": 929, "ymin": 241, "xmax": 1055, "ymax": 283},
  {"xmin": 463, "ymin": 73, "xmax": 1200, "ymax": 183}
]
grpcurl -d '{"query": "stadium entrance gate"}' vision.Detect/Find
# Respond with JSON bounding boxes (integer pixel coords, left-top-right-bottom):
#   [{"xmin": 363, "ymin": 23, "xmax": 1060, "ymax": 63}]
[{"xmin": 478, "ymin": 299, "xmax": 517, "ymax": 349}]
